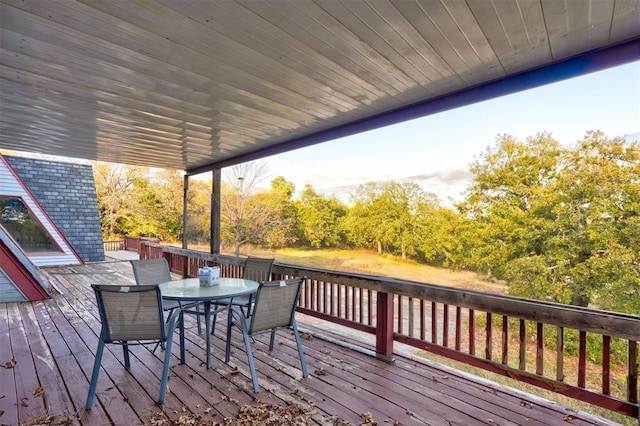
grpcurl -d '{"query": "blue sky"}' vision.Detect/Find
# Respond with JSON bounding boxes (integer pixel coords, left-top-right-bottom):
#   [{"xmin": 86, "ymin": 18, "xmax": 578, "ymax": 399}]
[{"xmin": 260, "ymin": 61, "xmax": 639, "ymax": 206}]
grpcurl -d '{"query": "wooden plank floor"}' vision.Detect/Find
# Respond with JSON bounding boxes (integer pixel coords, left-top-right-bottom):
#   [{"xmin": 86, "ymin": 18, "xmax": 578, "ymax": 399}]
[{"xmin": 0, "ymin": 261, "xmax": 620, "ymax": 426}]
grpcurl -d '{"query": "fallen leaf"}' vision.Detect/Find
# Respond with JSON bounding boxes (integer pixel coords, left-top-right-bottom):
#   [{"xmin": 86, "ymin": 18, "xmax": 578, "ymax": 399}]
[
  {"xmin": 520, "ymin": 400, "xmax": 534, "ymax": 409},
  {"xmin": 1, "ymin": 360, "xmax": 16, "ymax": 369}
]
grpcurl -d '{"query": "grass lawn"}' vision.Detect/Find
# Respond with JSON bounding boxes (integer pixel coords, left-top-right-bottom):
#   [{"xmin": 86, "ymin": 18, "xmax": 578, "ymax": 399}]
[{"xmin": 244, "ymin": 246, "xmax": 507, "ymax": 294}]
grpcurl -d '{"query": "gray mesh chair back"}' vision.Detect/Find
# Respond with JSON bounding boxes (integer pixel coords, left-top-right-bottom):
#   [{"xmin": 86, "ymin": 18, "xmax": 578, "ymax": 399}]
[
  {"xmin": 85, "ymin": 284, "xmax": 179, "ymax": 409},
  {"xmin": 224, "ymin": 277, "xmax": 308, "ymax": 392},
  {"xmin": 242, "ymin": 257, "xmax": 274, "ymax": 282},
  {"xmin": 211, "ymin": 257, "xmax": 275, "ymax": 333},
  {"xmin": 130, "ymin": 258, "xmax": 172, "ymax": 285},
  {"xmin": 131, "ymin": 258, "xmax": 203, "ymax": 332},
  {"xmin": 249, "ymin": 278, "xmax": 301, "ymax": 334}
]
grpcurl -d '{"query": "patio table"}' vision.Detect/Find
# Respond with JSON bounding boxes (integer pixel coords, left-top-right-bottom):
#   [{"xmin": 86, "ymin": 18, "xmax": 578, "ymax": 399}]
[{"xmin": 159, "ymin": 277, "xmax": 259, "ymax": 368}]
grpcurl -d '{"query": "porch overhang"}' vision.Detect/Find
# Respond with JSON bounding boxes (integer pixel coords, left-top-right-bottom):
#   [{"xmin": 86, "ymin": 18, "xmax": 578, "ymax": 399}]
[{"xmin": 0, "ymin": 1, "xmax": 638, "ymax": 171}]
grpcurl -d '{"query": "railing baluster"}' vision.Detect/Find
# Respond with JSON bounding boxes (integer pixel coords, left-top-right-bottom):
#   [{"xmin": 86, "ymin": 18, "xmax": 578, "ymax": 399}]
[
  {"xmin": 519, "ymin": 319, "xmax": 526, "ymax": 370},
  {"xmin": 397, "ymin": 295, "xmax": 403, "ymax": 334},
  {"xmin": 443, "ymin": 304, "xmax": 449, "ymax": 347},
  {"xmin": 420, "ymin": 299, "xmax": 425, "ymax": 341},
  {"xmin": 536, "ymin": 322, "xmax": 544, "ymax": 375},
  {"xmin": 455, "ymin": 306, "xmax": 462, "ymax": 351},
  {"xmin": 330, "ymin": 283, "xmax": 335, "ymax": 317},
  {"xmin": 359, "ymin": 287, "xmax": 364, "ymax": 324},
  {"xmin": 431, "ymin": 302, "xmax": 437, "ymax": 344},
  {"xmin": 602, "ymin": 335, "xmax": 611, "ymax": 395},
  {"xmin": 408, "ymin": 297, "xmax": 415, "ymax": 338},
  {"xmin": 557, "ymin": 326, "xmax": 564, "ymax": 381},
  {"xmin": 367, "ymin": 289, "xmax": 373, "ymax": 326},
  {"xmin": 578, "ymin": 331, "xmax": 587, "ymax": 388},
  {"xmin": 346, "ymin": 285, "xmax": 351, "ymax": 321},
  {"xmin": 485, "ymin": 312, "xmax": 493, "ymax": 360},
  {"xmin": 502, "ymin": 316, "xmax": 509, "ymax": 365},
  {"xmin": 628, "ymin": 340, "xmax": 638, "ymax": 404},
  {"xmin": 468, "ymin": 309, "xmax": 475, "ymax": 355}
]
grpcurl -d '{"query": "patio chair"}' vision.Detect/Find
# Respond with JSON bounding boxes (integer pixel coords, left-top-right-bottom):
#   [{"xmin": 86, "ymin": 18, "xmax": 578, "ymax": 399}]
[
  {"xmin": 85, "ymin": 284, "xmax": 180, "ymax": 409},
  {"xmin": 130, "ymin": 258, "xmax": 203, "ymax": 332},
  {"xmin": 224, "ymin": 277, "xmax": 308, "ymax": 393},
  {"xmin": 211, "ymin": 257, "xmax": 274, "ymax": 334}
]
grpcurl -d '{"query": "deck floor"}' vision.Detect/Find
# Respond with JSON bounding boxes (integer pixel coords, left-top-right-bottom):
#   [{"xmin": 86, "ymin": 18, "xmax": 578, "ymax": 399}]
[{"xmin": 0, "ymin": 260, "xmax": 619, "ymax": 426}]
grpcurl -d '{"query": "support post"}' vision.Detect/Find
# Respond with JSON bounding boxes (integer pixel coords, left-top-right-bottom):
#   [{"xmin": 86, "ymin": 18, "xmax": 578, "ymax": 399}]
[
  {"xmin": 211, "ymin": 168, "xmax": 221, "ymax": 255},
  {"xmin": 375, "ymin": 291, "xmax": 394, "ymax": 362},
  {"xmin": 182, "ymin": 174, "xmax": 189, "ymax": 278}
]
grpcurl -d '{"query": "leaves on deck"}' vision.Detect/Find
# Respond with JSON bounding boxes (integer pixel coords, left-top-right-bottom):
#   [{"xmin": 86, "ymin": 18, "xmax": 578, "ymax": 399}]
[
  {"xmin": 33, "ymin": 386, "xmax": 44, "ymax": 397},
  {"xmin": 151, "ymin": 402, "xmax": 318, "ymax": 425},
  {"xmin": 359, "ymin": 412, "xmax": 378, "ymax": 426},
  {"xmin": 17, "ymin": 411, "xmax": 78, "ymax": 426},
  {"xmin": 1, "ymin": 359, "xmax": 16, "ymax": 369}
]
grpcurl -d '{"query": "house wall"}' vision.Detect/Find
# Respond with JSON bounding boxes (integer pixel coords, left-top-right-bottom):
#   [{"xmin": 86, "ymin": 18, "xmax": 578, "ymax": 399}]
[
  {"xmin": 5, "ymin": 156, "xmax": 105, "ymax": 262},
  {"xmin": 0, "ymin": 269, "xmax": 27, "ymax": 302}
]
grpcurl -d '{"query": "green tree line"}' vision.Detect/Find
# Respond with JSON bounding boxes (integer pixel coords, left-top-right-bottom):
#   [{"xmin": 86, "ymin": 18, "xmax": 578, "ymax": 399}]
[{"xmin": 94, "ymin": 131, "xmax": 640, "ymax": 314}]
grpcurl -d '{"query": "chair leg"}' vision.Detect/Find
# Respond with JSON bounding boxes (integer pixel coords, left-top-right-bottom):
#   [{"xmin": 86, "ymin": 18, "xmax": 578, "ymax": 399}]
[
  {"xmin": 224, "ymin": 308, "xmax": 235, "ymax": 362},
  {"xmin": 268, "ymin": 329, "xmax": 276, "ymax": 351},
  {"xmin": 226, "ymin": 308, "xmax": 259, "ymax": 392},
  {"xmin": 211, "ymin": 310, "xmax": 218, "ymax": 335},
  {"xmin": 159, "ymin": 309, "xmax": 180, "ymax": 403},
  {"xmin": 179, "ymin": 310, "xmax": 186, "ymax": 364},
  {"xmin": 195, "ymin": 305, "xmax": 202, "ymax": 334},
  {"xmin": 242, "ymin": 325, "xmax": 259, "ymax": 393},
  {"xmin": 122, "ymin": 342, "xmax": 130, "ymax": 368},
  {"xmin": 85, "ymin": 339, "xmax": 106, "ymax": 409},
  {"xmin": 292, "ymin": 320, "xmax": 308, "ymax": 378}
]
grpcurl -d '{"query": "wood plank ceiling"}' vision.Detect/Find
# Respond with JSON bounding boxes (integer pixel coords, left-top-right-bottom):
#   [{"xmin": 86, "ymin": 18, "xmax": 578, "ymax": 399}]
[{"xmin": 0, "ymin": 0, "xmax": 638, "ymax": 174}]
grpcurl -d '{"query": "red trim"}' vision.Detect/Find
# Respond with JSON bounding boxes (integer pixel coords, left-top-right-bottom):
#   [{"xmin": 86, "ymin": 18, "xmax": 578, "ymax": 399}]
[
  {"xmin": 0, "ymin": 155, "xmax": 83, "ymax": 264},
  {"xmin": 0, "ymin": 240, "xmax": 50, "ymax": 300}
]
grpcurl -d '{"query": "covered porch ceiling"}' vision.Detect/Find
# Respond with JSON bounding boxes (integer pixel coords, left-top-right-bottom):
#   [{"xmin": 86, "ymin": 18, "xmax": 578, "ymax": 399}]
[{"xmin": 0, "ymin": 0, "xmax": 638, "ymax": 176}]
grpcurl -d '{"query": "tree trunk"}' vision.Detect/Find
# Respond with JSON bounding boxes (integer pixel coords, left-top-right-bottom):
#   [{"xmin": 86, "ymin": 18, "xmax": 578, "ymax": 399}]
[{"xmin": 570, "ymin": 291, "xmax": 590, "ymax": 307}]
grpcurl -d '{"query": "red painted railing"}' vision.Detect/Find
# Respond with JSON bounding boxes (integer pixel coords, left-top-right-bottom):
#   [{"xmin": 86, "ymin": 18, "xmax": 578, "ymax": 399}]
[{"xmin": 129, "ymin": 237, "xmax": 640, "ymax": 419}]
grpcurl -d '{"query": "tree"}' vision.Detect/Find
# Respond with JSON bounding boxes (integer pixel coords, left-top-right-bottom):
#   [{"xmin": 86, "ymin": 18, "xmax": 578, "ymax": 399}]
[
  {"xmin": 345, "ymin": 181, "xmax": 437, "ymax": 259},
  {"xmin": 185, "ymin": 176, "xmax": 212, "ymax": 246},
  {"xmin": 459, "ymin": 131, "xmax": 640, "ymax": 312},
  {"xmin": 457, "ymin": 132, "xmax": 562, "ymax": 274},
  {"xmin": 414, "ymin": 203, "xmax": 463, "ymax": 268},
  {"xmin": 540, "ymin": 131, "xmax": 640, "ymax": 310},
  {"xmin": 220, "ymin": 161, "xmax": 280, "ymax": 255},
  {"xmin": 93, "ymin": 162, "xmax": 147, "ymax": 238},
  {"xmin": 295, "ymin": 184, "xmax": 347, "ymax": 248},
  {"xmin": 259, "ymin": 176, "xmax": 298, "ymax": 248}
]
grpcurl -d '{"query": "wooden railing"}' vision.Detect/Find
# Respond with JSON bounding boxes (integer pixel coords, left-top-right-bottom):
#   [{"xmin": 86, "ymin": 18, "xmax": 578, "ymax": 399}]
[
  {"xmin": 123, "ymin": 236, "xmax": 160, "ymax": 252},
  {"xmin": 131, "ymin": 238, "xmax": 640, "ymax": 419},
  {"xmin": 102, "ymin": 240, "xmax": 124, "ymax": 251}
]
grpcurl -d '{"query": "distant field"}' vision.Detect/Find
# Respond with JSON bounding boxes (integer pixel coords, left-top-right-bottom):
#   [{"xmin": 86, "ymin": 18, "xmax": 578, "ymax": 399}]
[{"xmin": 241, "ymin": 247, "xmax": 507, "ymax": 294}]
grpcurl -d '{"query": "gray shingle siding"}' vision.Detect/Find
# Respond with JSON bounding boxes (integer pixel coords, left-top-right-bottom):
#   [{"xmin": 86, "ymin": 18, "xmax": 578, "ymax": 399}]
[{"xmin": 6, "ymin": 156, "xmax": 105, "ymax": 262}]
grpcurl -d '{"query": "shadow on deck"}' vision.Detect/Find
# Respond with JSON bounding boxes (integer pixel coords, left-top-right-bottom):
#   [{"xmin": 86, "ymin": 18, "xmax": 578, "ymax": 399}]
[{"xmin": 0, "ymin": 261, "xmax": 619, "ymax": 425}]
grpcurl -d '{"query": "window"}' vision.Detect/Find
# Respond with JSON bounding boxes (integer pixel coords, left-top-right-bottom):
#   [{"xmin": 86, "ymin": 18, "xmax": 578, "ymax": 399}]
[{"xmin": 0, "ymin": 196, "xmax": 62, "ymax": 253}]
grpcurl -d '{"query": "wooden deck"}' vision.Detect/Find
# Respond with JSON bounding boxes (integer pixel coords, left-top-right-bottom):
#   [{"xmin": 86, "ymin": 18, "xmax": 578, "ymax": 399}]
[{"xmin": 0, "ymin": 261, "xmax": 619, "ymax": 426}]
